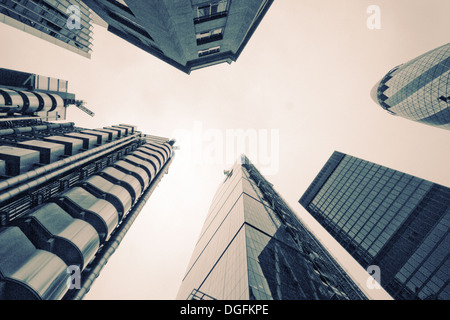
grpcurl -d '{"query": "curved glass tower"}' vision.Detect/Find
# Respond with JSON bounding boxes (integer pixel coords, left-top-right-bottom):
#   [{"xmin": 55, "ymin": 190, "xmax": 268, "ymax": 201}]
[{"xmin": 371, "ymin": 43, "xmax": 450, "ymax": 130}]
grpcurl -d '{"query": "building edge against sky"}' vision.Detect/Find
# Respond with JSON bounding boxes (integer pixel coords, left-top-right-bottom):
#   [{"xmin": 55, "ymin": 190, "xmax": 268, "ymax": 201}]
[
  {"xmin": 299, "ymin": 151, "xmax": 450, "ymax": 300},
  {"xmin": 0, "ymin": 67, "xmax": 77, "ymax": 122},
  {"xmin": 177, "ymin": 155, "xmax": 368, "ymax": 300},
  {"xmin": 81, "ymin": 0, "xmax": 274, "ymax": 74},
  {"xmin": 0, "ymin": 0, "xmax": 93, "ymax": 58},
  {"xmin": 0, "ymin": 0, "xmax": 275, "ymax": 71},
  {"xmin": 0, "ymin": 68, "xmax": 175, "ymax": 300},
  {"xmin": 371, "ymin": 42, "xmax": 450, "ymax": 130}
]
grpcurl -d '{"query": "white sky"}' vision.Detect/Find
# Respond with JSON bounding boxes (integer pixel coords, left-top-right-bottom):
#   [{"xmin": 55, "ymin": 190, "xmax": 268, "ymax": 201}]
[{"xmin": 1, "ymin": 0, "xmax": 449, "ymax": 300}]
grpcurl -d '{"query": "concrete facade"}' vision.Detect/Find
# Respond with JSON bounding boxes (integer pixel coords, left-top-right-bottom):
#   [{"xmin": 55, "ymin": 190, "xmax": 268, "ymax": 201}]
[{"xmin": 81, "ymin": 0, "xmax": 274, "ymax": 73}]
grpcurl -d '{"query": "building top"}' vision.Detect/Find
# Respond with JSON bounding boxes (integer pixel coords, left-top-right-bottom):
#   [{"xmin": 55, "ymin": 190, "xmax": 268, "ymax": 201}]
[
  {"xmin": 299, "ymin": 151, "xmax": 450, "ymax": 300},
  {"xmin": 177, "ymin": 155, "xmax": 367, "ymax": 300},
  {"xmin": 0, "ymin": 68, "xmax": 74, "ymax": 122},
  {"xmin": 0, "ymin": 68, "xmax": 95, "ymax": 121},
  {"xmin": 82, "ymin": 0, "xmax": 274, "ymax": 74}
]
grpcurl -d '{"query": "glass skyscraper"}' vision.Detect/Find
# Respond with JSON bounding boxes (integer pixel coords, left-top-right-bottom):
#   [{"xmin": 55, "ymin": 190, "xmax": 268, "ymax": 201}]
[
  {"xmin": 177, "ymin": 155, "xmax": 367, "ymax": 300},
  {"xmin": 371, "ymin": 42, "xmax": 450, "ymax": 130},
  {"xmin": 299, "ymin": 151, "xmax": 450, "ymax": 300}
]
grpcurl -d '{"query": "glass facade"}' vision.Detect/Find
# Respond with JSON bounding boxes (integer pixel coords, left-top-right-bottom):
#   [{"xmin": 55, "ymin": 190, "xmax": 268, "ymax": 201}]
[
  {"xmin": 300, "ymin": 151, "xmax": 450, "ymax": 300},
  {"xmin": 177, "ymin": 156, "xmax": 367, "ymax": 300},
  {"xmin": 371, "ymin": 42, "xmax": 450, "ymax": 130},
  {"xmin": 0, "ymin": 0, "xmax": 93, "ymax": 58}
]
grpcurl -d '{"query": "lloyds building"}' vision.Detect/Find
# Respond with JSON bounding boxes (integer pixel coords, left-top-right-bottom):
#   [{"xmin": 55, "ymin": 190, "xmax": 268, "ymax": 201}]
[
  {"xmin": 299, "ymin": 151, "xmax": 450, "ymax": 300},
  {"xmin": 371, "ymin": 42, "xmax": 450, "ymax": 130},
  {"xmin": 0, "ymin": 68, "xmax": 174, "ymax": 300},
  {"xmin": 177, "ymin": 156, "xmax": 367, "ymax": 300}
]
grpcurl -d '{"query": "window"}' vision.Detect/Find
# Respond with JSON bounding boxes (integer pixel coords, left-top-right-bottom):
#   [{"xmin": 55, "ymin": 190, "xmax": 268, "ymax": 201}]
[
  {"xmin": 58, "ymin": 80, "xmax": 68, "ymax": 93},
  {"xmin": 196, "ymin": 28, "xmax": 224, "ymax": 45},
  {"xmin": 198, "ymin": 46, "xmax": 221, "ymax": 57},
  {"xmin": 194, "ymin": 1, "xmax": 228, "ymax": 24}
]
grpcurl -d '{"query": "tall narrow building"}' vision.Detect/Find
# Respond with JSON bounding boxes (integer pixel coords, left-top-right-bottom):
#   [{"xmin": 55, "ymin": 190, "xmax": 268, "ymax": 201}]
[
  {"xmin": 371, "ymin": 42, "xmax": 450, "ymax": 130},
  {"xmin": 299, "ymin": 151, "xmax": 450, "ymax": 300},
  {"xmin": 0, "ymin": 0, "xmax": 93, "ymax": 58},
  {"xmin": 81, "ymin": 0, "xmax": 274, "ymax": 74},
  {"xmin": 177, "ymin": 155, "xmax": 367, "ymax": 300},
  {"xmin": 0, "ymin": 70, "xmax": 175, "ymax": 300}
]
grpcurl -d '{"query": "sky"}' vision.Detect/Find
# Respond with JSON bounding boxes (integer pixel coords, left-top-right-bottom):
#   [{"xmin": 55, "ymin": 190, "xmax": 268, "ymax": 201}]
[{"xmin": 1, "ymin": 0, "xmax": 449, "ymax": 300}]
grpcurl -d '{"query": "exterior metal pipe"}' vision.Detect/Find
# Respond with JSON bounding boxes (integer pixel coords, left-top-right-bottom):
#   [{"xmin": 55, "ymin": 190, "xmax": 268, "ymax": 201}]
[
  {"xmin": 0, "ymin": 133, "xmax": 141, "ymax": 202},
  {"xmin": 0, "ymin": 129, "xmax": 15, "ymax": 136},
  {"xmin": 0, "ymin": 116, "xmax": 42, "ymax": 122},
  {"xmin": 66, "ymin": 153, "xmax": 174, "ymax": 300},
  {"xmin": 0, "ymin": 122, "xmax": 74, "ymax": 136}
]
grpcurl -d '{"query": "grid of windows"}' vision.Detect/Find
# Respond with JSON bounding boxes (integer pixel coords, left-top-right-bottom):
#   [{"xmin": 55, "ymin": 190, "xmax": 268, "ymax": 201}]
[
  {"xmin": 375, "ymin": 43, "xmax": 450, "ymax": 130},
  {"xmin": 395, "ymin": 212, "xmax": 449, "ymax": 299},
  {"xmin": 0, "ymin": 0, "xmax": 94, "ymax": 56},
  {"xmin": 193, "ymin": 1, "xmax": 228, "ymax": 52},
  {"xmin": 196, "ymin": 226, "xmax": 249, "ymax": 300},
  {"xmin": 301, "ymin": 152, "xmax": 450, "ymax": 300},
  {"xmin": 245, "ymin": 224, "xmax": 347, "ymax": 300},
  {"xmin": 309, "ymin": 156, "xmax": 432, "ymax": 260}
]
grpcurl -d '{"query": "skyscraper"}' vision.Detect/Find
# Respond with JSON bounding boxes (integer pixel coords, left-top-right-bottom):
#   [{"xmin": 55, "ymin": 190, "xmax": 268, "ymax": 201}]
[
  {"xmin": 370, "ymin": 42, "xmax": 450, "ymax": 130},
  {"xmin": 0, "ymin": 0, "xmax": 93, "ymax": 58},
  {"xmin": 299, "ymin": 151, "xmax": 450, "ymax": 300},
  {"xmin": 177, "ymin": 155, "xmax": 367, "ymax": 300},
  {"xmin": 0, "ymin": 70, "xmax": 175, "ymax": 300},
  {"xmin": 81, "ymin": 0, "xmax": 274, "ymax": 74}
]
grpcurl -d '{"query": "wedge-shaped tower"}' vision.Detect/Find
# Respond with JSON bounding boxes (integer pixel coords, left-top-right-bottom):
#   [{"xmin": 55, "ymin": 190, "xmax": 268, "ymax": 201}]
[{"xmin": 177, "ymin": 156, "xmax": 366, "ymax": 300}]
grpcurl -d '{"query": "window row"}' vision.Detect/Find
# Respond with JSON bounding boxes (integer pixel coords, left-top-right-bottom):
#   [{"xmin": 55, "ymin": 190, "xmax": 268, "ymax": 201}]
[{"xmin": 194, "ymin": 1, "xmax": 229, "ymax": 57}]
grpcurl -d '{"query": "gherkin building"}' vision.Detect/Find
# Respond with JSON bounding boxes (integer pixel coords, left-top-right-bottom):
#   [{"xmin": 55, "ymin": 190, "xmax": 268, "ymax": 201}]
[{"xmin": 371, "ymin": 43, "xmax": 450, "ymax": 130}]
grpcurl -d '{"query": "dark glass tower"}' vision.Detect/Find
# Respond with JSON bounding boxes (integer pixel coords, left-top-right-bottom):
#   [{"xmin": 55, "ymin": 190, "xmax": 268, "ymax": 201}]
[
  {"xmin": 177, "ymin": 155, "xmax": 367, "ymax": 300},
  {"xmin": 299, "ymin": 151, "xmax": 450, "ymax": 300},
  {"xmin": 371, "ymin": 42, "xmax": 450, "ymax": 130},
  {"xmin": 0, "ymin": 70, "xmax": 175, "ymax": 300},
  {"xmin": 81, "ymin": 0, "xmax": 274, "ymax": 74}
]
